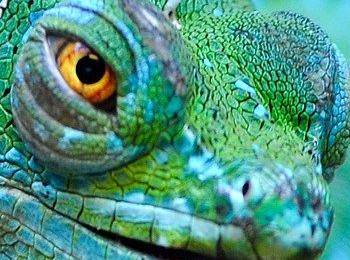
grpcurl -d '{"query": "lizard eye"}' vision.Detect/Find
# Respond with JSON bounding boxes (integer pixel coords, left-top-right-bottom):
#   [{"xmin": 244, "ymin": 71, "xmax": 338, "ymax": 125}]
[
  {"xmin": 11, "ymin": 3, "xmax": 190, "ymax": 176},
  {"xmin": 57, "ymin": 42, "xmax": 117, "ymax": 104}
]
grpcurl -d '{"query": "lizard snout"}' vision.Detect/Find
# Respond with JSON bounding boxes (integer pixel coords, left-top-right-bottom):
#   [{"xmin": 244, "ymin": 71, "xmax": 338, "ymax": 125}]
[{"xmin": 244, "ymin": 165, "xmax": 333, "ymax": 260}]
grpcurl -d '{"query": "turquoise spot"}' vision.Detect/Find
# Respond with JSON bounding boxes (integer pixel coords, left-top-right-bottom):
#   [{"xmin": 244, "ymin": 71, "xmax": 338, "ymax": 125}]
[
  {"xmin": 144, "ymin": 100, "xmax": 154, "ymax": 123},
  {"xmin": 29, "ymin": 10, "xmax": 45, "ymax": 24},
  {"xmin": 106, "ymin": 131, "xmax": 124, "ymax": 153},
  {"xmin": 203, "ymin": 58, "xmax": 213, "ymax": 68},
  {"xmin": 124, "ymin": 93, "xmax": 136, "ymax": 109},
  {"xmin": 188, "ymin": 150, "xmax": 223, "ymax": 181},
  {"xmin": 154, "ymin": 151, "xmax": 169, "ymax": 165},
  {"xmin": 58, "ymin": 128, "xmax": 86, "ymax": 150},
  {"xmin": 254, "ymin": 104, "xmax": 269, "ymax": 119},
  {"xmin": 235, "ymin": 80, "xmax": 256, "ymax": 94},
  {"xmin": 213, "ymin": 8, "xmax": 223, "ymax": 17}
]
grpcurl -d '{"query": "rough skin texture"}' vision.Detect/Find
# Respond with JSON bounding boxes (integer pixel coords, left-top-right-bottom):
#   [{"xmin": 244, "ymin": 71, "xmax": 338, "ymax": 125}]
[{"xmin": 0, "ymin": 0, "xmax": 349, "ymax": 260}]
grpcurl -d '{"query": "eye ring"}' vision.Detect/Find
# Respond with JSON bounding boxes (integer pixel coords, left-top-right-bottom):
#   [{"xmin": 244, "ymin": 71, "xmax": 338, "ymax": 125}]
[{"xmin": 57, "ymin": 41, "xmax": 117, "ymax": 104}]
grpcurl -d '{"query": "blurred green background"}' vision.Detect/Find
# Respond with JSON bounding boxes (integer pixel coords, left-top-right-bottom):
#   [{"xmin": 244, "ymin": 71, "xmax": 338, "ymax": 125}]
[{"xmin": 252, "ymin": 1, "xmax": 350, "ymax": 259}]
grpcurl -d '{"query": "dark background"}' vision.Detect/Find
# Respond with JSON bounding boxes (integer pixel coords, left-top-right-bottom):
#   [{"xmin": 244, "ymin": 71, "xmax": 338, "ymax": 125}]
[{"xmin": 252, "ymin": 1, "xmax": 350, "ymax": 259}]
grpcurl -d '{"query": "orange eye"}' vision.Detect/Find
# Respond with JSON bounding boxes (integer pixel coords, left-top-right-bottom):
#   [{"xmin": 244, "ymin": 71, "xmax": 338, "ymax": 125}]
[{"xmin": 57, "ymin": 42, "xmax": 116, "ymax": 104}]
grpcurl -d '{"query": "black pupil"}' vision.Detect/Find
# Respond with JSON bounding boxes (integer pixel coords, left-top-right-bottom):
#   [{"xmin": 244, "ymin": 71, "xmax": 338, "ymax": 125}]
[{"xmin": 76, "ymin": 55, "xmax": 105, "ymax": 84}]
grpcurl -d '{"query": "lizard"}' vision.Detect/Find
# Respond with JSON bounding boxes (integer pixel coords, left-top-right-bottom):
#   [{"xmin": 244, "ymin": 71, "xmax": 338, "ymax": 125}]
[{"xmin": 0, "ymin": 0, "xmax": 349, "ymax": 260}]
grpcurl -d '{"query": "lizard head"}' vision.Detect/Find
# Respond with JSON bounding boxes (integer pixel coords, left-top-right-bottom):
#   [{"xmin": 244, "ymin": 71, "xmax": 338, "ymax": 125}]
[{"xmin": 7, "ymin": 0, "xmax": 337, "ymax": 260}]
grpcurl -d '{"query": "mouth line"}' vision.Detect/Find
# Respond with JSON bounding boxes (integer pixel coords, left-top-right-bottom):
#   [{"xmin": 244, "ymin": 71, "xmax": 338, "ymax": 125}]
[{"xmin": 83, "ymin": 222, "xmax": 218, "ymax": 260}]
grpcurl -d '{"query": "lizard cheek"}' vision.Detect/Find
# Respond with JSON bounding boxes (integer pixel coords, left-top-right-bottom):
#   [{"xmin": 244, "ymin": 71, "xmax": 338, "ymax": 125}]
[{"xmin": 57, "ymin": 42, "xmax": 117, "ymax": 104}]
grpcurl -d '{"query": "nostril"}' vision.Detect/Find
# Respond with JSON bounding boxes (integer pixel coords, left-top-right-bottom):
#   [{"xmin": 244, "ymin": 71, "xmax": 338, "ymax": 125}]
[{"xmin": 242, "ymin": 180, "xmax": 250, "ymax": 198}]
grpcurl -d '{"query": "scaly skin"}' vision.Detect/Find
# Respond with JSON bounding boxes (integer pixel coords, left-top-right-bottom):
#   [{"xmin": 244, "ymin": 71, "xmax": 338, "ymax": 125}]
[{"xmin": 0, "ymin": 0, "xmax": 349, "ymax": 260}]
